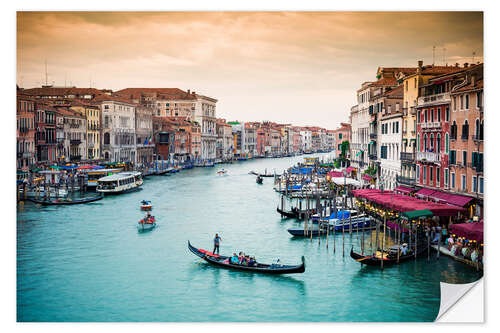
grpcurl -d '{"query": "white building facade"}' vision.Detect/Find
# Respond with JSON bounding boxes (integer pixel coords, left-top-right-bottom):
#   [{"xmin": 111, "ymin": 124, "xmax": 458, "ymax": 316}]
[{"xmin": 378, "ymin": 112, "xmax": 403, "ymax": 190}]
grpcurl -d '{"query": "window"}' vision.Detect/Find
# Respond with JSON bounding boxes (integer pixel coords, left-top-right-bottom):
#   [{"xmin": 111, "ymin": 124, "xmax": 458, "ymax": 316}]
[
  {"xmin": 430, "ymin": 134, "xmax": 434, "ymax": 149},
  {"xmin": 416, "ymin": 165, "xmax": 420, "ymax": 179},
  {"xmin": 477, "ymin": 91, "xmax": 483, "ymax": 108},
  {"xmin": 418, "ymin": 111, "xmax": 421, "ymax": 123},
  {"xmin": 445, "ymin": 168, "xmax": 449, "ymax": 186},
  {"xmin": 429, "ymin": 166, "xmax": 433, "ymax": 182},
  {"xmin": 462, "ymin": 120, "xmax": 469, "ymax": 139},
  {"xmin": 461, "ymin": 174, "xmax": 466, "ymax": 191},
  {"xmin": 465, "ymin": 94, "xmax": 469, "ymax": 109},
  {"xmin": 475, "ymin": 119, "xmax": 480, "ymax": 138},
  {"xmin": 437, "ymin": 108, "xmax": 441, "ymax": 122},
  {"xmin": 339, "ymin": 133, "xmax": 342, "ymax": 140},
  {"xmin": 424, "ymin": 109, "xmax": 428, "ymax": 122},
  {"xmin": 451, "ymin": 121, "xmax": 457, "ymax": 139},
  {"xmin": 460, "ymin": 95, "xmax": 464, "ymax": 109},
  {"xmin": 449, "ymin": 150, "xmax": 456, "ymax": 165},
  {"xmin": 479, "ymin": 177, "xmax": 484, "ymax": 194},
  {"xmin": 431, "ymin": 108, "xmax": 434, "ymax": 122},
  {"xmin": 423, "ymin": 134, "xmax": 427, "ymax": 151},
  {"xmin": 445, "ymin": 133, "xmax": 449, "ymax": 153},
  {"xmin": 472, "ymin": 176, "xmax": 478, "ymax": 193},
  {"xmin": 380, "ymin": 145, "xmax": 388, "ymax": 159},
  {"xmin": 451, "ymin": 172, "xmax": 456, "ymax": 188},
  {"xmin": 423, "ymin": 166, "xmax": 427, "ymax": 181},
  {"xmin": 437, "ymin": 167, "xmax": 440, "ymax": 184},
  {"xmin": 417, "ymin": 134, "xmax": 420, "ymax": 151},
  {"xmin": 462, "ymin": 151, "xmax": 467, "ymax": 166},
  {"xmin": 437, "ymin": 134, "xmax": 441, "ymax": 153}
]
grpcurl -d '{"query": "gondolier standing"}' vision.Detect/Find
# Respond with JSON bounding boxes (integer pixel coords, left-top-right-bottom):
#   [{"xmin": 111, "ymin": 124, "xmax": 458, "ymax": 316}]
[{"xmin": 213, "ymin": 233, "xmax": 222, "ymax": 254}]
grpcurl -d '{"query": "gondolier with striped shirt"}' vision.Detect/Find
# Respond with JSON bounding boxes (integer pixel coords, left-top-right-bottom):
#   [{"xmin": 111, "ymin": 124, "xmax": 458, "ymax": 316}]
[{"xmin": 213, "ymin": 233, "xmax": 222, "ymax": 255}]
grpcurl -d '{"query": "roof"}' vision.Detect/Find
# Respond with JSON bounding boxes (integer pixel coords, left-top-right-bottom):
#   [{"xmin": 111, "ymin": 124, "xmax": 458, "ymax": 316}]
[
  {"xmin": 383, "ymin": 85, "xmax": 404, "ymax": 98},
  {"xmin": 91, "ymin": 94, "xmax": 137, "ymax": 105},
  {"xmin": 114, "ymin": 88, "xmax": 197, "ymax": 101},
  {"xmin": 22, "ymin": 87, "xmax": 106, "ymax": 98},
  {"xmin": 453, "ymin": 79, "xmax": 483, "ymax": 93},
  {"xmin": 57, "ymin": 108, "xmax": 85, "ymax": 118},
  {"xmin": 98, "ymin": 171, "xmax": 141, "ymax": 181}
]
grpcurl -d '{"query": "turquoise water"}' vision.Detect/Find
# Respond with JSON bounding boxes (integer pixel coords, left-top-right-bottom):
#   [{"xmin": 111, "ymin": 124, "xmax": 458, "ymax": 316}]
[{"xmin": 17, "ymin": 154, "xmax": 482, "ymax": 322}]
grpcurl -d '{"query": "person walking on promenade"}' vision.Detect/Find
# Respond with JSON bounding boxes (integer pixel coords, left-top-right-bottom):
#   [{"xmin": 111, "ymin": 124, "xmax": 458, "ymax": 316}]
[{"xmin": 213, "ymin": 233, "xmax": 222, "ymax": 255}]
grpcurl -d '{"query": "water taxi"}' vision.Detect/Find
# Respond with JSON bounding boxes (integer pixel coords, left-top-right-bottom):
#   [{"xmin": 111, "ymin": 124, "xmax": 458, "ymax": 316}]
[
  {"xmin": 84, "ymin": 168, "xmax": 122, "ymax": 188},
  {"xmin": 96, "ymin": 171, "xmax": 143, "ymax": 194}
]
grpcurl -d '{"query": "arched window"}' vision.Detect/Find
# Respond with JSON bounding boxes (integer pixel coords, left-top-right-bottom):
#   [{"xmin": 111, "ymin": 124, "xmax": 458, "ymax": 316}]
[
  {"xmin": 430, "ymin": 134, "xmax": 434, "ymax": 149},
  {"xmin": 480, "ymin": 120, "xmax": 484, "ymax": 140},
  {"xmin": 437, "ymin": 134, "xmax": 441, "ymax": 153},
  {"xmin": 451, "ymin": 121, "xmax": 457, "ymax": 139},
  {"xmin": 445, "ymin": 133, "xmax": 449, "ymax": 154},
  {"xmin": 462, "ymin": 120, "xmax": 469, "ymax": 139},
  {"xmin": 417, "ymin": 134, "xmax": 420, "ymax": 152},
  {"xmin": 475, "ymin": 119, "xmax": 480, "ymax": 138},
  {"xmin": 424, "ymin": 134, "xmax": 427, "ymax": 151},
  {"xmin": 431, "ymin": 109, "xmax": 434, "ymax": 122},
  {"xmin": 104, "ymin": 132, "xmax": 110, "ymax": 144}
]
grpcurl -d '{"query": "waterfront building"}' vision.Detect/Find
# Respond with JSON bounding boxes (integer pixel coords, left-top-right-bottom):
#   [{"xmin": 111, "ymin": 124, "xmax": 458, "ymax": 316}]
[
  {"xmin": 449, "ymin": 63, "xmax": 484, "ymax": 216},
  {"xmin": 351, "ymin": 82, "xmax": 373, "ymax": 172},
  {"xmin": 326, "ymin": 130, "xmax": 336, "ymax": 153},
  {"xmin": 70, "ymin": 100, "xmax": 101, "ymax": 160},
  {"xmin": 22, "ymin": 86, "xmax": 109, "ymax": 101},
  {"xmin": 216, "ymin": 119, "xmax": 233, "ymax": 162},
  {"xmin": 35, "ymin": 104, "xmax": 58, "ymax": 164},
  {"xmin": 152, "ymin": 116, "xmax": 175, "ymax": 161},
  {"xmin": 271, "ymin": 128, "xmax": 282, "ymax": 156},
  {"xmin": 244, "ymin": 123, "xmax": 258, "ymax": 158},
  {"xmin": 332, "ymin": 122, "xmax": 351, "ymax": 159},
  {"xmin": 299, "ymin": 129, "xmax": 312, "ymax": 153},
  {"xmin": 194, "ymin": 93, "xmax": 218, "ymax": 162},
  {"xmin": 135, "ymin": 106, "xmax": 155, "ymax": 166},
  {"xmin": 16, "ymin": 94, "xmax": 36, "ymax": 171},
  {"xmin": 94, "ymin": 95, "xmax": 137, "ymax": 163},
  {"xmin": 292, "ymin": 127, "xmax": 302, "ymax": 154},
  {"xmin": 399, "ymin": 61, "xmax": 462, "ymax": 188},
  {"xmin": 58, "ymin": 108, "xmax": 87, "ymax": 162},
  {"xmin": 376, "ymin": 85, "xmax": 404, "ymax": 190}
]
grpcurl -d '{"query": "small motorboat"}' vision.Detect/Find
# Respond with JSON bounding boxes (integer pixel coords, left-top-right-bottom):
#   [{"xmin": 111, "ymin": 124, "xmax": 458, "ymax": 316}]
[
  {"xmin": 217, "ymin": 169, "xmax": 228, "ymax": 176},
  {"xmin": 140, "ymin": 200, "xmax": 152, "ymax": 211},
  {"xmin": 138, "ymin": 215, "xmax": 156, "ymax": 231},
  {"xmin": 188, "ymin": 241, "xmax": 305, "ymax": 274},
  {"xmin": 256, "ymin": 176, "xmax": 263, "ymax": 184}
]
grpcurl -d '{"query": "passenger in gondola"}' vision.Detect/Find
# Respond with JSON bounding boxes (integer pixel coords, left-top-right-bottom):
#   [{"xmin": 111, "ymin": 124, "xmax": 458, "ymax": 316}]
[
  {"xmin": 230, "ymin": 253, "xmax": 239, "ymax": 264},
  {"xmin": 400, "ymin": 243, "xmax": 408, "ymax": 256},
  {"xmin": 248, "ymin": 257, "xmax": 256, "ymax": 267},
  {"xmin": 240, "ymin": 255, "xmax": 248, "ymax": 266}
]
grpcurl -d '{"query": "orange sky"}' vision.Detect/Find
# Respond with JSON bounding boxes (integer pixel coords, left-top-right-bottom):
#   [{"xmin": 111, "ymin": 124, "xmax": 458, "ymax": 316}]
[{"xmin": 17, "ymin": 11, "xmax": 483, "ymax": 129}]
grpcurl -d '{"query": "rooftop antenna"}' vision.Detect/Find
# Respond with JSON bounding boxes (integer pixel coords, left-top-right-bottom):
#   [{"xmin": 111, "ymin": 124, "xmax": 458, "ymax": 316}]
[
  {"xmin": 472, "ymin": 51, "xmax": 476, "ymax": 64},
  {"xmin": 443, "ymin": 47, "xmax": 446, "ymax": 65},
  {"xmin": 432, "ymin": 46, "xmax": 436, "ymax": 65},
  {"xmin": 64, "ymin": 73, "xmax": 67, "ymax": 88}
]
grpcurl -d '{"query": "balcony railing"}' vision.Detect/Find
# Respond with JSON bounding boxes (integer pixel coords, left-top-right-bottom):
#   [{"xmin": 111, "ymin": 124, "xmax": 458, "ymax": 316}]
[
  {"xmin": 397, "ymin": 175, "xmax": 415, "ymax": 185},
  {"xmin": 417, "ymin": 92, "xmax": 451, "ymax": 107},
  {"xmin": 472, "ymin": 135, "xmax": 483, "ymax": 142},
  {"xmin": 400, "ymin": 152, "xmax": 415, "ymax": 161},
  {"xmin": 420, "ymin": 122, "xmax": 441, "ymax": 129},
  {"xmin": 416, "ymin": 151, "xmax": 441, "ymax": 163},
  {"xmin": 369, "ymin": 154, "xmax": 377, "ymax": 160},
  {"xmin": 467, "ymin": 162, "xmax": 483, "ymax": 173},
  {"xmin": 70, "ymin": 139, "xmax": 82, "ymax": 145},
  {"xmin": 369, "ymin": 133, "xmax": 377, "ymax": 139}
]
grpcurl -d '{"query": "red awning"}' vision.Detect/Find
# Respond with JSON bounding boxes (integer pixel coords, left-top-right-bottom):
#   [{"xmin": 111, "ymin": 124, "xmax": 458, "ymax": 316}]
[
  {"xmin": 449, "ymin": 222, "xmax": 483, "ymax": 242},
  {"xmin": 328, "ymin": 171, "xmax": 343, "ymax": 178},
  {"xmin": 395, "ymin": 186, "xmax": 415, "ymax": 194},
  {"xmin": 415, "ymin": 188, "xmax": 436, "ymax": 198},
  {"xmin": 428, "ymin": 190, "xmax": 474, "ymax": 207},
  {"xmin": 362, "ymin": 174, "xmax": 374, "ymax": 181}
]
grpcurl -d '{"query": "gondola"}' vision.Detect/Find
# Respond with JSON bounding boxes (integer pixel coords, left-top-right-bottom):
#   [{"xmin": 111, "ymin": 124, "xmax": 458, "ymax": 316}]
[
  {"xmin": 256, "ymin": 176, "xmax": 263, "ymax": 184},
  {"xmin": 350, "ymin": 245, "xmax": 428, "ymax": 266},
  {"xmin": 28, "ymin": 194, "xmax": 103, "ymax": 206},
  {"xmin": 277, "ymin": 206, "xmax": 298, "ymax": 219},
  {"xmin": 188, "ymin": 241, "xmax": 305, "ymax": 274}
]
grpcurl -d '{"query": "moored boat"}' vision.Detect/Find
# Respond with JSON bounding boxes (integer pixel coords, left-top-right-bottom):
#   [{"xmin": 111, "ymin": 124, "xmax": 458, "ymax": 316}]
[
  {"xmin": 277, "ymin": 206, "xmax": 299, "ymax": 219},
  {"xmin": 350, "ymin": 245, "xmax": 427, "ymax": 266},
  {"xmin": 188, "ymin": 241, "xmax": 305, "ymax": 274},
  {"xmin": 217, "ymin": 169, "xmax": 228, "ymax": 176},
  {"xmin": 28, "ymin": 194, "xmax": 103, "ymax": 206},
  {"xmin": 256, "ymin": 176, "xmax": 263, "ymax": 184}
]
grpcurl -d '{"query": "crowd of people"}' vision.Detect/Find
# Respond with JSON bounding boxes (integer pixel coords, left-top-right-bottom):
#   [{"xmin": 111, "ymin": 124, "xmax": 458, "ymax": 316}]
[{"xmin": 446, "ymin": 235, "xmax": 483, "ymax": 264}]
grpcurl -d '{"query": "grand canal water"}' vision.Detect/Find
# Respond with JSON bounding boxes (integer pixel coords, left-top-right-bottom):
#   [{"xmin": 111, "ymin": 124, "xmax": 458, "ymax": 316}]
[{"xmin": 17, "ymin": 153, "xmax": 483, "ymax": 322}]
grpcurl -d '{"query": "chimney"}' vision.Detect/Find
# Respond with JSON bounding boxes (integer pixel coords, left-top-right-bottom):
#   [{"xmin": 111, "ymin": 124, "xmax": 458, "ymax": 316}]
[
  {"xmin": 192, "ymin": 91, "xmax": 196, "ymax": 95},
  {"xmin": 455, "ymin": 63, "xmax": 459, "ymax": 68},
  {"xmin": 418, "ymin": 60, "xmax": 423, "ymax": 68},
  {"xmin": 464, "ymin": 63, "xmax": 469, "ymax": 68}
]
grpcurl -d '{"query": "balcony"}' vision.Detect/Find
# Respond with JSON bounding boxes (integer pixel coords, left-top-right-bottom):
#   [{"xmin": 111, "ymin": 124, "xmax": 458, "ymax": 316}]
[
  {"xmin": 70, "ymin": 139, "xmax": 82, "ymax": 145},
  {"xmin": 420, "ymin": 122, "xmax": 441, "ymax": 130},
  {"xmin": 400, "ymin": 152, "xmax": 415, "ymax": 162},
  {"xmin": 467, "ymin": 163, "xmax": 483, "ymax": 173},
  {"xmin": 369, "ymin": 154, "xmax": 377, "ymax": 160},
  {"xmin": 369, "ymin": 133, "xmax": 377, "ymax": 139},
  {"xmin": 417, "ymin": 92, "xmax": 451, "ymax": 107},
  {"xmin": 472, "ymin": 135, "xmax": 483, "ymax": 142},
  {"xmin": 416, "ymin": 151, "xmax": 441, "ymax": 163},
  {"xmin": 397, "ymin": 175, "xmax": 415, "ymax": 185}
]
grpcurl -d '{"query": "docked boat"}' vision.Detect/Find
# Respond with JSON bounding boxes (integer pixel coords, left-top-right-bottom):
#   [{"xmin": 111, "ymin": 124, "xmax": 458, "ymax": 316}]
[
  {"xmin": 350, "ymin": 245, "xmax": 427, "ymax": 266},
  {"xmin": 28, "ymin": 194, "xmax": 103, "ymax": 206},
  {"xmin": 277, "ymin": 206, "xmax": 299, "ymax": 219},
  {"xmin": 188, "ymin": 241, "xmax": 305, "ymax": 274},
  {"xmin": 330, "ymin": 216, "xmax": 375, "ymax": 231},
  {"xmin": 96, "ymin": 171, "xmax": 143, "ymax": 194},
  {"xmin": 287, "ymin": 225, "xmax": 326, "ymax": 237},
  {"xmin": 140, "ymin": 200, "xmax": 152, "ymax": 211},
  {"xmin": 256, "ymin": 176, "xmax": 263, "ymax": 184},
  {"xmin": 138, "ymin": 216, "xmax": 156, "ymax": 231}
]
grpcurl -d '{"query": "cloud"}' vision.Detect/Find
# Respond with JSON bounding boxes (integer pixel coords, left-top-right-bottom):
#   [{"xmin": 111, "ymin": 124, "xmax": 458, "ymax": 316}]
[{"xmin": 17, "ymin": 11, "xmax": 483, "ymax": 129}]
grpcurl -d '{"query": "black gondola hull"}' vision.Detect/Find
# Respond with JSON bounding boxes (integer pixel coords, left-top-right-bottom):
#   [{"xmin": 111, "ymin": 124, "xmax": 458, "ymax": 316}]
[
  {"xmin": 28, "ymin": 194, "xmax": 103, "ymax": 206},
  {"xmin": 350, "ymin": 247, "xmax": 427, "ymax": 266},
  {"xmin": 188, "ymin": 241, "xmax": 305, "ymax": 274}
]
